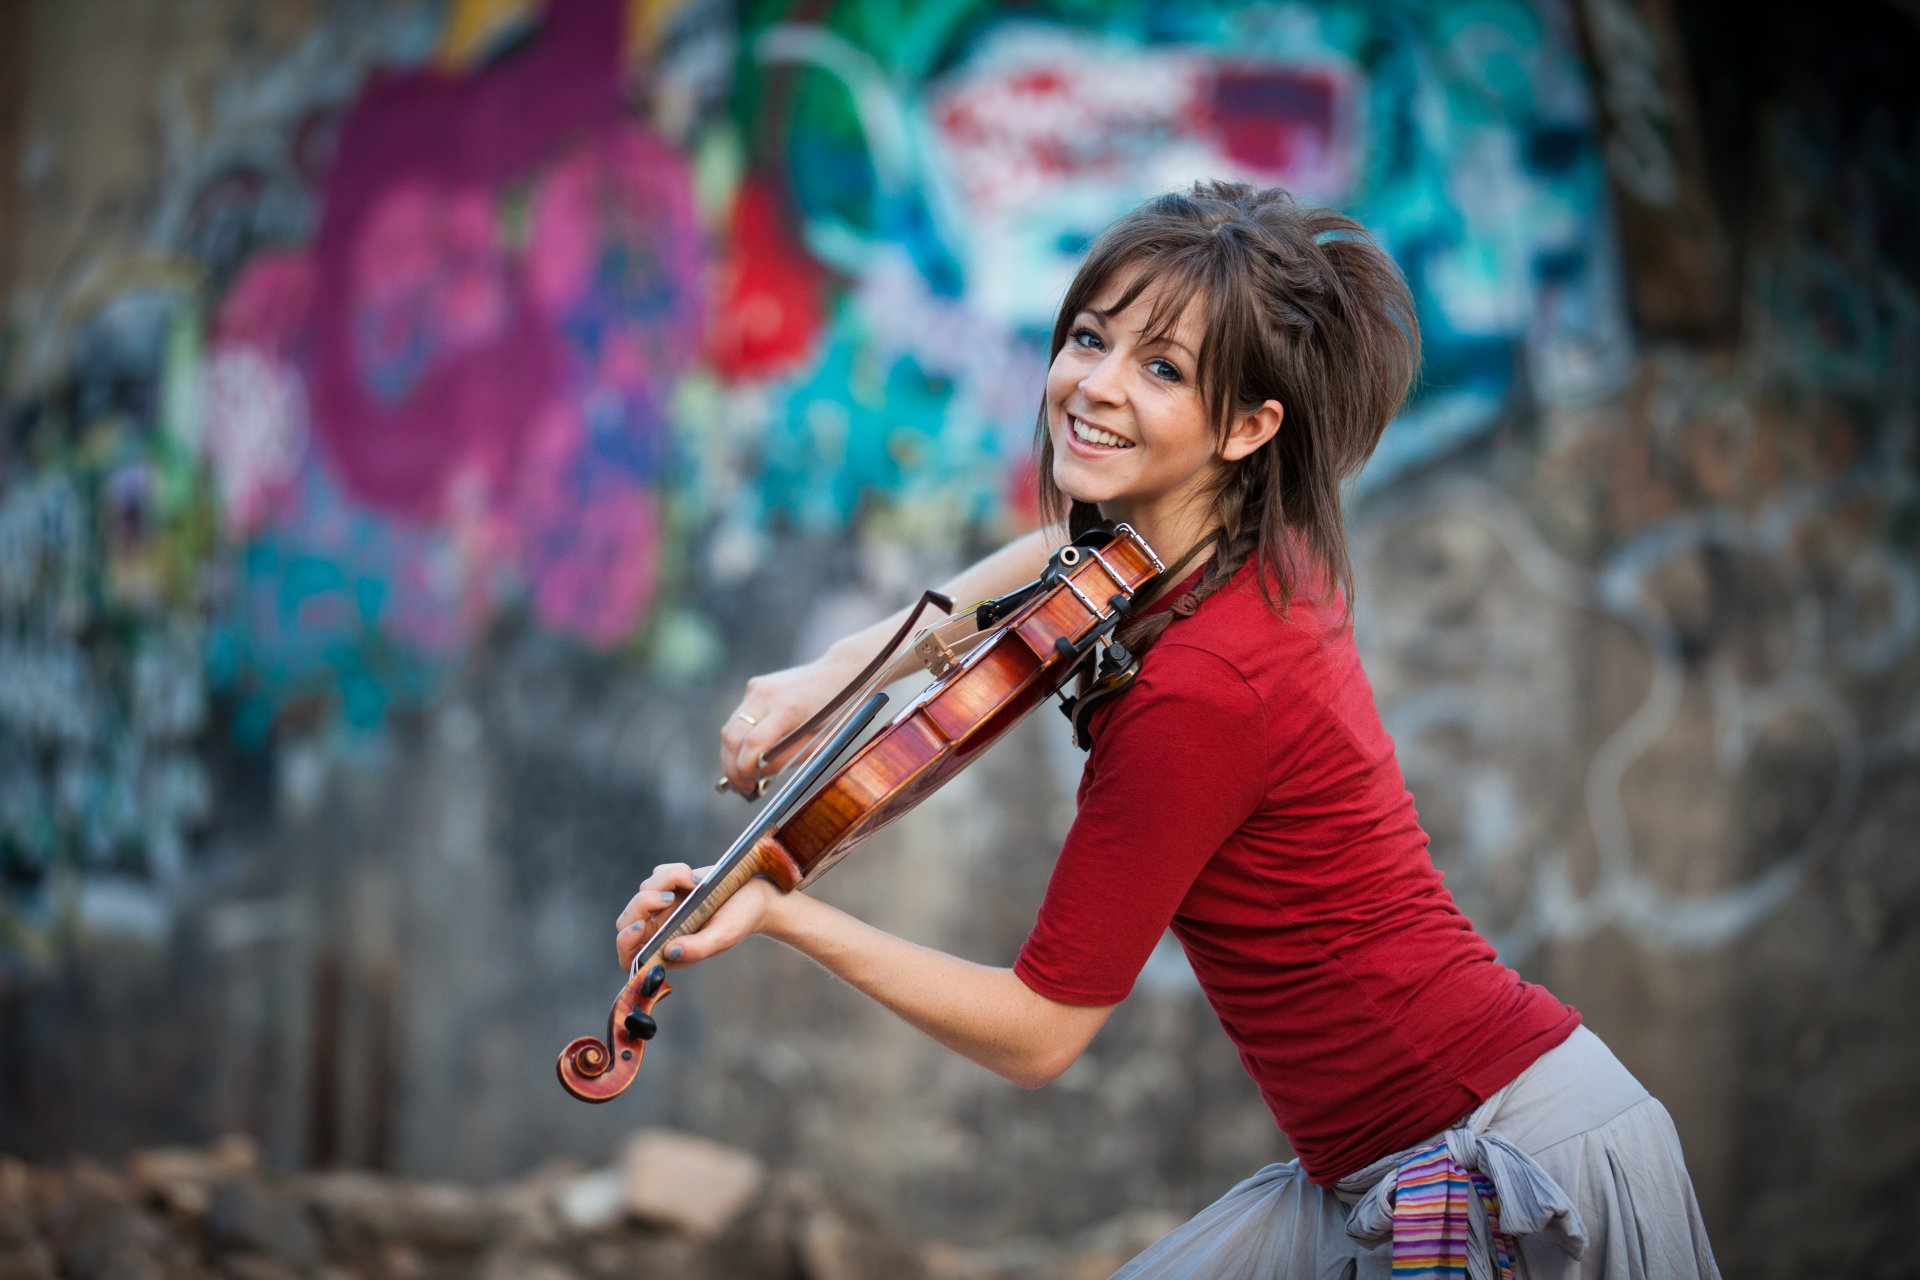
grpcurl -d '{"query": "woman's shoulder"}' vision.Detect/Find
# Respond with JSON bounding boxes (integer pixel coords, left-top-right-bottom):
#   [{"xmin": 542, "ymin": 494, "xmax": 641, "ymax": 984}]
[
  {"xmin": 1133, "ymin": 562, "xmax": 1355, "ymax": 721},
  {"xmin": 1180, "ymin": 558, "xmax": 1351, "ymax": 653}
]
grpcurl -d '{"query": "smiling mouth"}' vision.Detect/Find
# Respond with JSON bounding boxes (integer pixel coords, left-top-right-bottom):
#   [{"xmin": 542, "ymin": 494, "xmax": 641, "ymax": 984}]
[{"xmin": 1070, "ymin": 416, "xmax": 1135, "ymax": 449}]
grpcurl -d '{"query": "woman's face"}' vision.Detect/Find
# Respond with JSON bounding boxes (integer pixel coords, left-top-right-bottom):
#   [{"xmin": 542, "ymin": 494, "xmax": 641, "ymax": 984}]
[{"xmin": 1045, "ymin": 276, "xmax": 1226, "ymax": 547}]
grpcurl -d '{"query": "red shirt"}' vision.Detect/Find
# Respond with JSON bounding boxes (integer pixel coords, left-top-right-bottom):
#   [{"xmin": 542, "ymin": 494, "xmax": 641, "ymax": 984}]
[{"xmin": 1013, "ymin": 560, "xmax": 1579, "ymax": 1184}]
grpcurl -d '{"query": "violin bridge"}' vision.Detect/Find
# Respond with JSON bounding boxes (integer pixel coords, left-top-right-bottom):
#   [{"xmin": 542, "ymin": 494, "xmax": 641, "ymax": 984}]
[{"xmin": 915, "ymin": 629, "xmax": 960, "ymax": 677}]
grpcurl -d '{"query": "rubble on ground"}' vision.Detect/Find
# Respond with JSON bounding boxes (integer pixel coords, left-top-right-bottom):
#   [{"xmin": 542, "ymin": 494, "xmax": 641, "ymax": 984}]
[{"xmin": 0, "ymin": 1132, "xmax": 1175, "ymax": 1280}]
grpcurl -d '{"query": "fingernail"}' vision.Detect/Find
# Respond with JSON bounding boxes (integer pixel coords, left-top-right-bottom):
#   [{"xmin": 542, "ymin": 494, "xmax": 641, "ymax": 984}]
[
  {"xmin": 666, "ymin": 944, "xmax": 684, "ymax": 960},
  {"xmin": 629, "ymin": 923, "xmax": 642, "ymax": 932},
  {"xmin": 659, "ymin": 891, "xmax": 675, "ymax": 904}
]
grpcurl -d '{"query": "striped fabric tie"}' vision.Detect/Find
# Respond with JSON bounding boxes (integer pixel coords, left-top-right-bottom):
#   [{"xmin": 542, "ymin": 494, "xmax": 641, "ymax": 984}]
[
  {"xmin": 1387, "ymin": 1140, "xmax": 1517, "ymax": 1279},
  {"xmin": 1348, "ymin": 1128, "xmax": 1582, "ymax": 1280}
]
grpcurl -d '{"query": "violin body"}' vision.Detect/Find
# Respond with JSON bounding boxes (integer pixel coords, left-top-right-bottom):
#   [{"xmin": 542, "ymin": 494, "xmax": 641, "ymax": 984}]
[{"xmin": 557, "ymin": 524, "xmax": 1163, "ymax": 1103}]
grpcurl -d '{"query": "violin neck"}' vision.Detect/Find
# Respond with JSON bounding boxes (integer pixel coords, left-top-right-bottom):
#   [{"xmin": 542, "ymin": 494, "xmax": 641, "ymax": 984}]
[
  {"xmin": 631, "ymin": 688, "xmax": 894, "ymax": 974},
  {"xmin": 633, "ymin": 835, "xmax": 803, "ymax": 971}
]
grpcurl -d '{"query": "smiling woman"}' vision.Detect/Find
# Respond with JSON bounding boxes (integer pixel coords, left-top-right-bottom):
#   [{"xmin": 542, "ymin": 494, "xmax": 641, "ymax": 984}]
[{"xmin": 638, "ymin": 182, "xmax": 1722, "ymax": 1280}]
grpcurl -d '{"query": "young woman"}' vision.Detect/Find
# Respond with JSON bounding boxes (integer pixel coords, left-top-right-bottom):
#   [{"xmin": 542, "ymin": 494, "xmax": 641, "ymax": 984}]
[{"xmin": 618, "ymin": 182, "xmax": 1721, "ymax": 1278}]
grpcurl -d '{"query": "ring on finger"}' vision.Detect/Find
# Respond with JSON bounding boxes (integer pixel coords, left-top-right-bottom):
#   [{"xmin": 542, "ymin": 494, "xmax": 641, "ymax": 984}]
[{"xmin": 734, "ymin": 712, "xmax": 759, "ymax": 726}]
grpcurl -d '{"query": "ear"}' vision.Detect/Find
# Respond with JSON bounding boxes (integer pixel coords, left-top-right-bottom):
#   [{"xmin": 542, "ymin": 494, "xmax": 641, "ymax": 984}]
[{"xmin": 1220, "ymin": 399, "xmax": 1284, "ymax": 463}]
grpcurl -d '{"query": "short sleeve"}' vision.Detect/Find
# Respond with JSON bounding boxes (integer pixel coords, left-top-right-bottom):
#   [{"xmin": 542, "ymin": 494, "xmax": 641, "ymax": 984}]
[{"xmin": 1014, "ymin": 643, "xmax": 1268, "ymax": 1005}]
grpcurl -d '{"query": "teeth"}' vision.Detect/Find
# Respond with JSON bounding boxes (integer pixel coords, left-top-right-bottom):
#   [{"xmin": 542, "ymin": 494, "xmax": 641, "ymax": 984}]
[{"xmin": 1072, "ymin": 417, "xmax": 1133, "ymax": 449}]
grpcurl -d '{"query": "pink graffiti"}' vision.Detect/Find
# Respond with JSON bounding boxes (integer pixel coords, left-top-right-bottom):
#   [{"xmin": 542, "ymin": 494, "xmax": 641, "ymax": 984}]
[
  {"xmin": 254, "ymin": 0, "xmax": 678, "ymax": 653},
  {"xmin": 514, "ymin": 401, "xmax": 660, "ymax": 646},
  {"xmin": 351, "ymin": 182, "xmax": 513, "ymax": 405},
  {"xmin": 205, "ymin": 252, "xmax": 317, "ymax": 534},
  {"xmin": 201, "ymin": 349, "xmax": 309, "ymax": 535},
  {"xmin": 212, "ymin": 250, "xmax": 314, "ymax": 360},
  {"xmin": 527, "ymin": 122, "xmax": 704, "ymax": 394},
  {"xmin": 307, "ymin": 0, "xmax": 622, "ymax": 522}
]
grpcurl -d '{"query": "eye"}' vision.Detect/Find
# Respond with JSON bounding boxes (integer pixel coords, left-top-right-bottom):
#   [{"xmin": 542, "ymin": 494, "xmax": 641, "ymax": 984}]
[
  {"xmin": 1148, "ymin": 358, "xmax": 1182, "ymax": 383},
  {"xmin": 1070, "ymin": 327, "xmax": 1104, "ymax": 351}
]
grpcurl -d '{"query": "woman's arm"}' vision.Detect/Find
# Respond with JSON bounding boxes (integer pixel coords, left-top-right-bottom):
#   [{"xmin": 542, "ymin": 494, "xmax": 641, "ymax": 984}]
[
  {"xmin": 718, "ymin": 529, "xmax": 1056, "ymax": 793},
  {"xmin": 617, "ymin": 864, "xmax": 1114, "ymax": 1089}
]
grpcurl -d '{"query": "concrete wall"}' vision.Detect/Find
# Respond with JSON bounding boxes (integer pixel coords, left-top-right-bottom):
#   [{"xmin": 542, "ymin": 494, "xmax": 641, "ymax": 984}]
[{"xmin": 2, "ymin": 0, "xmax": 1916, "ymax": 1275}]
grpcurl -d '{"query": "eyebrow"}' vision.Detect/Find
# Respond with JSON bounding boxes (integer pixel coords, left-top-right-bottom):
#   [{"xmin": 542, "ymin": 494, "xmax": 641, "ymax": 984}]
[{"xmin": 1080, "ymin": 307, "xmax": 1199, "ymax": 361}]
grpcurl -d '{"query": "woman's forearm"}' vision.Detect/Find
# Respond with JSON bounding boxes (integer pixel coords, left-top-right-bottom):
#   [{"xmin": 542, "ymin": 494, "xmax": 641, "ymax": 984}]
[{"xmin": 763, "ymin": 888, "xmax": 1112, "ymax": 1089}]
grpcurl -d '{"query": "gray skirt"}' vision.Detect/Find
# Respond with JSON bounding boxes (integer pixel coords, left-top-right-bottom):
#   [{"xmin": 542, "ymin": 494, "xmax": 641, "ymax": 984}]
[{"xmin": 1110, "ymin": 1027, "xmax": 1721, "ymax": 1280}]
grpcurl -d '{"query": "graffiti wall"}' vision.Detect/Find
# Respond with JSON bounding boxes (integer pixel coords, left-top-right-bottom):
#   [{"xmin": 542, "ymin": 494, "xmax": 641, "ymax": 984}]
[
  {"xmin": 1, "ymin": 0, "xmax": 1915, "ymax": 1275},
  {"xmin": 0, "ymin": 0, "xmax": 1627, "ymax": 953}
]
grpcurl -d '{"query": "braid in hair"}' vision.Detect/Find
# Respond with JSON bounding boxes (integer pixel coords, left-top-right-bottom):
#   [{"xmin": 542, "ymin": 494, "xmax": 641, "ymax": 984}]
[{"xmin": 1115, "ymin": 505, "xmax": 1259, "ymax": 660}]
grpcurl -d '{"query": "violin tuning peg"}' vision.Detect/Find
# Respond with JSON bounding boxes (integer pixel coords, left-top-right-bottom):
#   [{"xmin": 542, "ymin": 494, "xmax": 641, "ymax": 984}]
[
  {"xmin": 642, "ymin": 964, "xmax": 667, "ymax": 998},
  {"xmin": 624, "ymin": 1010, "xmax": 658, "ymax": 1041}
]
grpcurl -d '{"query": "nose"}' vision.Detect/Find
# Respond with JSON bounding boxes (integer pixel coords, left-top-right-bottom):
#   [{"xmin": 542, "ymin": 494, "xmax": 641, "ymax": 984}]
[{"xmin": 1079, "ymin": 352, "xmax": 1125, "ymax": 407}]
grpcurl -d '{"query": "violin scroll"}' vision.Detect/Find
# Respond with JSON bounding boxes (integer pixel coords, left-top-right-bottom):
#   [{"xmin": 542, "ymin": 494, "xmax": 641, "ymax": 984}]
[{"xmin": 556, "ymin": 963, "xmax": 672, "ymax": 1103}]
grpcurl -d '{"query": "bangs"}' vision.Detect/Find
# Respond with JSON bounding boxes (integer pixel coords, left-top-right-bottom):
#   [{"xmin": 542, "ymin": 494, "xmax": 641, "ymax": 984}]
[{"xmin": 1081, "ymin": 246, "xmax": 1244, "ymax": 436}]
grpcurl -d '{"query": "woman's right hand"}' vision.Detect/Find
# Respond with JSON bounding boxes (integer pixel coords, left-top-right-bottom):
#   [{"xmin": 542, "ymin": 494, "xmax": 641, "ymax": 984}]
[{"xmin": 717, "ymin": 648, "xmax": 865, "ymax": 798}]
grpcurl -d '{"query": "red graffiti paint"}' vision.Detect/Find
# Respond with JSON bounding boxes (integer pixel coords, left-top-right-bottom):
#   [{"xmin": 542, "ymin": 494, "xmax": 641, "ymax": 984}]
[
  {"xmin": 929, "ymin": 41, "xmax": 1357, "ymax": 218},
  {"xmin": 1204, "ymin": 65, "xmax": 1344, "ymax": 180},
  {"xmin": 706, "ymin": 179, "xmax": 826, "ymax": 383}
]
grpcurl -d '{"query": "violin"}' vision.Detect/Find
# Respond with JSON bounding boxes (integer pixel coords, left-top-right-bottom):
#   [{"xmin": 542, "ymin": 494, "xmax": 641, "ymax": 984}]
[{"xmin": 556, "ymin": 523, "xmax": 1165, "ymax": 1102}]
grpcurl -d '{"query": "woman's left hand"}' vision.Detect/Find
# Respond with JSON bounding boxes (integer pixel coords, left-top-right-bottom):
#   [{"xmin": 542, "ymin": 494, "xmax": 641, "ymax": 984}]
[{"xmin": 614, "ymin": 862, "xmax": 787, "ymax": 972}]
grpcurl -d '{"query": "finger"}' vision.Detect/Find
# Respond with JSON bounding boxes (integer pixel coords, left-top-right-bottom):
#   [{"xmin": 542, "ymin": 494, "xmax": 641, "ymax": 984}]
[
  {"xmin": 618, "ymin": 921, "xmax": 674, "ymax": 973},
  {"xmin": 717, "ymin": 693, "xmax": 765, "ymax": 793},
  {"xmin": 640, "ymin": 863, "xmax": 699, "ymax": 895},
  {"xmin": 717, "ymin": 710, "xmax": 751, "ymax": 762},
  {"xmin": 719, "ymin": 724, "xmax": 771, "ymax": 798},
  {"xmin": 660, "ymin": 933, "xmax": 710, "ymax": 966},
  {"xmin": 614, "ymin": 885, "xmax": 680, "ymax": 933},
  {"xmin": 657, "ymin": 917, "xmax": 728, "ymax": 967},
  {"xmin": 617, "ymin": 865, "xmax": 697, "ymax": 933},
  {"xmin": 616, "ymin": 921, "xmax": 648, "ymax": 971},
  {"xmin": 615, "ymin": 870, "xmax": 696, "ymax": 968},
  {"xmin": 721, "ymin": 679, "xmax": 797, "ymax": 795}
]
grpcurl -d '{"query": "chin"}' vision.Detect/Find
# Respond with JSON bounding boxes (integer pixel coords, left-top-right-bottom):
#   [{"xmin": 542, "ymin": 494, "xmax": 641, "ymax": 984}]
[{"xmin": 1048, "ymin": 459, "xmax": 1104, "ymax": 511}]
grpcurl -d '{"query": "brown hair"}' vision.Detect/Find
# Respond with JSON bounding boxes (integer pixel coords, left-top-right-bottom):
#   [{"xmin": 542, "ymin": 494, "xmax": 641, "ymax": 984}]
[{"xmin": 1035, "ymin": 180, "xmax": 1420, "ymax": 654}]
